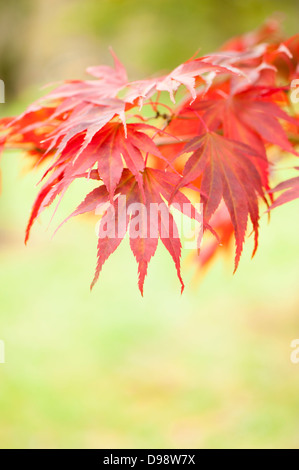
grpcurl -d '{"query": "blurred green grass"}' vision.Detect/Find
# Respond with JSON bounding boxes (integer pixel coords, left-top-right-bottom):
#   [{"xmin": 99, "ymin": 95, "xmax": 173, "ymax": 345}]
[{"xmin": 0, "ymin": 148, "xmax": 299, "ymax": 449}]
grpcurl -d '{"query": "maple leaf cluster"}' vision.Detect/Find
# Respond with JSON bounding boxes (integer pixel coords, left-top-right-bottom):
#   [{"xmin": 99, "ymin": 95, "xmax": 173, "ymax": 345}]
[{"xmin": 0, "ymin": 19, "xmax": 298, "ymax": 294}]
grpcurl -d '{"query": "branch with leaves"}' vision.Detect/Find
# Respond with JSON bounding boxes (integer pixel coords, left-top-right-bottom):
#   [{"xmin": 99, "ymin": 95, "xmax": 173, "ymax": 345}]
[{"xmin": 0, "ymin": 20, "xmax": 298, "ymax": 294}]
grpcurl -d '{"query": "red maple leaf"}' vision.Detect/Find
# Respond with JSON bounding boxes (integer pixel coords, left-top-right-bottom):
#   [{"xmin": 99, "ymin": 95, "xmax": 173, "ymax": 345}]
[
  {"xmin": 56, "ymin": 168, "xmax": 202, "ymax": 295},
  {"xmin": 188, "ymin": 84, "xmax": 298, "ymax": 155},
  {"xmin": 270, "ymin": 169, "xmax": 299, "ymax": 209},
  {"xmin": 173, "ymin": 131, "xmax": 267, "ymax": 268}
]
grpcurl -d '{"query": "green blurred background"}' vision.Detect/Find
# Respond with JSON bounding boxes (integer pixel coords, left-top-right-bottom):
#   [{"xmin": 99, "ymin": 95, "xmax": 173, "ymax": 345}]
[{"xmin": 0, "ymin": 0, "xmax": 299, "ymax": 449}]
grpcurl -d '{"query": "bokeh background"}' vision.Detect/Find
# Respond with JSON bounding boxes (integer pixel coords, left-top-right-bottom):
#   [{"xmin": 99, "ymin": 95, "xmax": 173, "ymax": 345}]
[{"xmin": 0, "ymin": 0, "xmax": 299, "ymax": 449}]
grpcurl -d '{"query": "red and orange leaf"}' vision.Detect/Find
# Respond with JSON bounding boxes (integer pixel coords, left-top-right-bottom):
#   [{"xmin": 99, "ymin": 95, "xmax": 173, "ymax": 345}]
[{"xmin": 174, "ymin": 132, "xmax": 267, "ymax": 269}]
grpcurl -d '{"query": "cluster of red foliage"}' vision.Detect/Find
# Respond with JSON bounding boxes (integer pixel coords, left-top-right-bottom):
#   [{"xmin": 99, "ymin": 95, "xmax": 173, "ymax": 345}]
[{"xmin": 0, "ymin": 19, "xmax": 298, "ymax": 294}]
